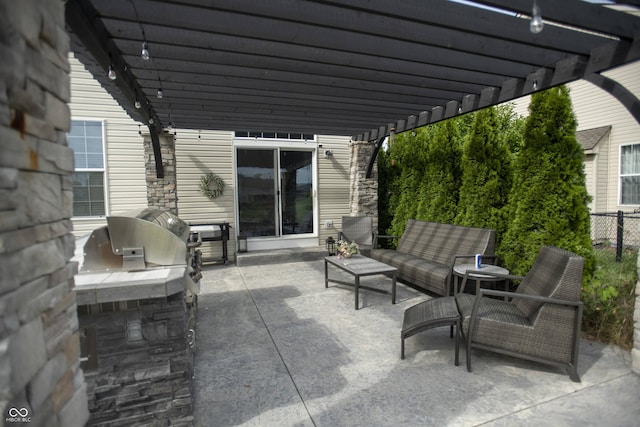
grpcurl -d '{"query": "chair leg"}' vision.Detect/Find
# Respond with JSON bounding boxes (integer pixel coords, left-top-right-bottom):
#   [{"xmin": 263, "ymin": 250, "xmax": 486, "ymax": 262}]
[
  {"xmin": 567, "ymin": 364, "xmax": 581, "ymax": 382},
  {"xmin": 466, "ymin": 333, "xmax": 473, "ymax": 372},
  {"xmin": 454, "ymin": 321, "xmax": 460, "ymax": 366},
  {"xmin": 400, "ymin": 335, "xmax": 405, "ymax": 360}
]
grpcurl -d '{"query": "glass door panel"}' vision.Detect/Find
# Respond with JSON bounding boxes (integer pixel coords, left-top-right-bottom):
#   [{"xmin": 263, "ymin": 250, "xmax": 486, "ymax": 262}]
[
  {"xmin": 237, "ymin": 148, "xmax": 277, "ymax": 237},
  {"xmin": 280, "ymin": 150, "xmax": 314, "ymax": 235}
]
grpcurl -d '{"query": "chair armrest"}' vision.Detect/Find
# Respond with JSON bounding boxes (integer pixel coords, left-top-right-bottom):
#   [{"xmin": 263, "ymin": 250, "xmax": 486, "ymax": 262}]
[
  {"xmin": 373, "ymin": 234, "xmax": 401, "ymax": 248},
  {"xmin": 478, "ymin": 288, "xmax": 583, "ymax": 308}
]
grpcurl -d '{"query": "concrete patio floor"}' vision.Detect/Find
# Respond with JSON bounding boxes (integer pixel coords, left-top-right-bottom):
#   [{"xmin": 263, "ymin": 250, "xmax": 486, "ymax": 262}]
[{"xmin": 192, "ymin": 259, "xmax": 640, "ymax": 427}]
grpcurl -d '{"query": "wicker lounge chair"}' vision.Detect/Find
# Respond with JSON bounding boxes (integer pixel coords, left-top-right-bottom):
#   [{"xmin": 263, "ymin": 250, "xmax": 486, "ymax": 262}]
[
  {"xmin": 338, "ymin": 216, "xmax": 375, "ymax": 256},
  {"xmin": 456, "ymin": 246, "xmax": 584, "ymax": 382}
]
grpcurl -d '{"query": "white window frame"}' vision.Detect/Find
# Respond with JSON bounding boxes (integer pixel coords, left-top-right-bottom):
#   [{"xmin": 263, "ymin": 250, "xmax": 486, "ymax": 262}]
[
  {"xmin": 619, "ymin": 142, "xmax": 640, "ymax": 206},
  {"xmin": 234, "ymin": 131, "xmax": 316, "ymax": 142},
  {"xmin": 69, "ymin": 118, "xmax": 109, "ymax": 219}
]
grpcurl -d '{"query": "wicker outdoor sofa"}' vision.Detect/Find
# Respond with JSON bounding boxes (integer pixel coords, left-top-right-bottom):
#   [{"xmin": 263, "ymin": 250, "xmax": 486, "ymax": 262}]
[{"xmin": 370, "ymin": 219, "xmax": 496, "ymax": 296}]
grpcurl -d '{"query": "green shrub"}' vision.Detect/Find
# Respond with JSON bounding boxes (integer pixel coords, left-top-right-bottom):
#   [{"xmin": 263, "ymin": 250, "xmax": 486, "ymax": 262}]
[
  {"xmin": 582, "ymin": 247, "xmax": 637, "ymax": 349},
  {"xmin": 499, "ymin": 86, "xmax": 595, "ymax": 280},
  {"xmin": 456, "ymin": 106, "xmax": 512, "ymax": 241}
]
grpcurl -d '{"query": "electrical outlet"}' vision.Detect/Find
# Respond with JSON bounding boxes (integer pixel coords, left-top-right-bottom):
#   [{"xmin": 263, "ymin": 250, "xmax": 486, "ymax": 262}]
[{"xmin": 325, "ymin": 220, "xmax": 333, "ymax": 228}]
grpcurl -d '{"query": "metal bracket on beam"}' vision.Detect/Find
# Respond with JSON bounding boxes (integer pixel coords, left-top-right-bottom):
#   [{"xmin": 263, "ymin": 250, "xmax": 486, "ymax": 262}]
[
  {"xmin": 149, "ymin": 125, "xmax": 164, "ymax": 179},
  {"xmin": 584, "ymin": 73, "xmax": 640, "ymax": 125},
  {"xmin": 365, "ymin": 137, "xmax": 385, "ymax": 179}
]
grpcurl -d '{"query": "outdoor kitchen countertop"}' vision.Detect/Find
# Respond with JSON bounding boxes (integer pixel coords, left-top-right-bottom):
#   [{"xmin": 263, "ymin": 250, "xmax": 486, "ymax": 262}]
[{"xmin": 74, "ymin": 266, "xmax": 187, "ymax": 304}]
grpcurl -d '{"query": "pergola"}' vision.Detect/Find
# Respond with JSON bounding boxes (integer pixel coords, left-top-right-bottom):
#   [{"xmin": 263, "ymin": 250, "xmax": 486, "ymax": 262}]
[{"xmin": 66, "ymin": 0, "xmax": 640, "ymax": 175}]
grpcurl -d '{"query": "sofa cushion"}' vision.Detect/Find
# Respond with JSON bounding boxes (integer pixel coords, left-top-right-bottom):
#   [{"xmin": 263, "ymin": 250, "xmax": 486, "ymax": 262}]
[{"xmin": 370, "ymin": 249, "xmax": 450, "ymax": 294}]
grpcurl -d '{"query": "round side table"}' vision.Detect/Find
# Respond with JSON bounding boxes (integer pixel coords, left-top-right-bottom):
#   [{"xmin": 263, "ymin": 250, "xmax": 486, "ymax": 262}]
[{"xmin": 453, "ymin": 264, "xmax": 510, "ymax": 297}]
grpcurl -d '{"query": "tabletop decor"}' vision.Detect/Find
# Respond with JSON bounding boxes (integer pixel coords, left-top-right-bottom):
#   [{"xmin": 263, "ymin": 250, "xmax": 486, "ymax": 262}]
[{"xmin": 337, "ymin": 239, "xmax": 359, "ymax": 259}]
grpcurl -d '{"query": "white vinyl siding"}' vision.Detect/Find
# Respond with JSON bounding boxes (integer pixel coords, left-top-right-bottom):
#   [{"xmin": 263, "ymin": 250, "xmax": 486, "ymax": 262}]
[
  {"xmin": 317, "ymin": 135, "xmax": 352, "ymax": 244},
  {"xmin": 69, "ymin": 55, "xmax": 147, "ymax": 236},
  {"xmin": 583, "ymin": 154, "xmax": 596, "ymax": 211},
  {"xmin": 570, "ymin": 63, "xmax": 639, "ymax": 211},
  {"xmin": 175, "ymin": 130, "xmax": 235, "ymax": 262},
  {"xmin": 595, "ymin": 136, "xmax": 610, "ymax": 213}
]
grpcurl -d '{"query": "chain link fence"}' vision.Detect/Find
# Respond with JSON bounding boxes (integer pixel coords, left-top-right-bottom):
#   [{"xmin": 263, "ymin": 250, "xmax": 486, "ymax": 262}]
[{"xmin": 591, "ymin": 211, "xmax": 640, "ymax": 260}]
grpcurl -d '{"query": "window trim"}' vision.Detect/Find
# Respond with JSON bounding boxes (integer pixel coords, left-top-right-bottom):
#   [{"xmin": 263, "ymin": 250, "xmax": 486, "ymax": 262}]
[
  {"xmin": 69, "ymin": 118, "xmax": 109, "ymax": 219},
  {"xmin": 618, "ymin": 142, "xmax": 640, "ymax": 206},
  {"xmin": 234, "ymin": 131, "xmax": 316, "ymax": 142}
]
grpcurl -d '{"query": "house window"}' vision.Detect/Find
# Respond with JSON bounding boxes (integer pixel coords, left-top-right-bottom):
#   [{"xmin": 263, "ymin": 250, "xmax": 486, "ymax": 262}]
[
  {"xmin": 234, "ymin": 131, "xmax": 315, "ymax": 141},
  {"xmin": 620, "ymin": 144, "xmax": 640, "ymax": 205},
  {"xmin": 68, "ymin": 120, "xmax": 106, "ymax": 217}
]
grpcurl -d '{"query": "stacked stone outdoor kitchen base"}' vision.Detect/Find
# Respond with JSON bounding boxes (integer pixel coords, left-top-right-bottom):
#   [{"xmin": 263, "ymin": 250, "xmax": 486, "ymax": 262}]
[
  {"xmin": 72, "ymin": 209, "xmax": 200, "ymax": 426},
  {"xmin": 75, "ymin": 270, "xmax": 196, "ymax": 426}
]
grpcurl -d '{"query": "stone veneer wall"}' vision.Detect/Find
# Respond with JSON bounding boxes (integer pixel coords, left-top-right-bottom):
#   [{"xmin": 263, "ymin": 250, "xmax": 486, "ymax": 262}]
[
  {"xmin": 349, "ymin": 140, "xmax": 378, "ymax": 230},
  {"xmin": 78, "ymin": 292, "xmax": 194, "ymax": 426},
  {"xmin": 144, "ymin": 132, "xmax": 178, "ymax": 215},
  {"xmin": 0, "ymin": 1, "xmax": 89, "ymax": 426}
]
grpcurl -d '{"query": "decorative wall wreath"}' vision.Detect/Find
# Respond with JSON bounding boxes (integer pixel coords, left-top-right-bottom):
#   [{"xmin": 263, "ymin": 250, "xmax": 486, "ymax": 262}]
[{"xmin": 200, "ymin": 173, "xmax": 225, "ymax": 200}]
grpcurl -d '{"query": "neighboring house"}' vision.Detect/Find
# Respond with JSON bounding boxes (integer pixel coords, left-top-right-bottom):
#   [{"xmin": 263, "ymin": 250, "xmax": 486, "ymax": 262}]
[
  {"xmin": 514, "ymin": 60, "xmax": 640, "ymax": 244},
  {"xmin": 69, "ymin": 55, "xmax": 353, "ymax": 262}
]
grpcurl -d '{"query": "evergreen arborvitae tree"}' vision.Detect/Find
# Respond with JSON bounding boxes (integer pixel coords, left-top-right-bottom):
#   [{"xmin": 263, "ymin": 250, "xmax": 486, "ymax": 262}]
[
  {"xmin": 456, "ymin": 107, "xmax": 512, "ymax": 241},
  {"xmin": 496, "ymin": 103, "xmax": 526, "ymax": 158},
  {"xmin": 500, "ymin": 86, "xmax": 595, "ymax": 278},
  {"xmin": 377, "ymin": 147, "xmax": 400, "ymax": 247},
  {"xmin": 387, "ymin": 127, "xmax": 430, "ymax": 237},
  {"xmin": 416, "ymin": 118, "xmax": 462, "ymax": 223}
]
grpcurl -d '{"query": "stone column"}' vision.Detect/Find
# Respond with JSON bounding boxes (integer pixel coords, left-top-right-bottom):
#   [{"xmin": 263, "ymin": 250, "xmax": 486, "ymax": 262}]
[
  {"xmin": 0, "ymin": 1, "xmax": 89, "ymax": 426},
  {"xmin": 143, "ymin": 132, "xmax": 178, "ymax": 215},
  {"xmin": 349, "ymin": 140, "xmax": 378, "ymax": 230}
]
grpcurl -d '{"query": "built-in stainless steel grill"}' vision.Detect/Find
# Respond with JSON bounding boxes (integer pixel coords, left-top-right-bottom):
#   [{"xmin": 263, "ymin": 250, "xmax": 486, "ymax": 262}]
[
  {"xmin": 77, "ymin": 207, "xmax": 202, "ymax": 299},
  {"xmin": 73, "ymin": 208, "xmax": 202, "ymax": 425}
]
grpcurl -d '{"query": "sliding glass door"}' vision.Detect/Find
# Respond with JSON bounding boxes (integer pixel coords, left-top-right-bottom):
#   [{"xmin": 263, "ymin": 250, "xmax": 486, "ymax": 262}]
[{"xmin": 237, "ymin": 148, "xmax": 314, "ymax": 238}]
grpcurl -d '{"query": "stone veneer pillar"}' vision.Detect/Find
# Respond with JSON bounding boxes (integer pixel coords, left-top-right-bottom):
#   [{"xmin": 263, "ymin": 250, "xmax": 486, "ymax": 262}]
[
  {"xmin": 349, "ymin": 140, "xmax": 378, "ymax": 230},
  {"xmin": 143, "ymin": 132, "xmax": 178, "ymax": 215},
  {"xmin": 0, "ymin": 1, "xmax": 89, "ymax": 426}
]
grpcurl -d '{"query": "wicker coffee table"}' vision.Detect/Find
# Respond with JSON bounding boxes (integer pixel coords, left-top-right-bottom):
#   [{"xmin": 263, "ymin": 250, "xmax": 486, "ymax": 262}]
[{"xmin": 324, "ymin": 254, "xmax": 397, "ymax": 310}]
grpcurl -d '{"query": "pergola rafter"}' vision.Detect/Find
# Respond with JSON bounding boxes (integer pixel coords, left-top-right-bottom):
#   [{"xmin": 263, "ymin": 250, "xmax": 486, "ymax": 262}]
[{"xmin": 65, "ymin": 0, "xmax": 640, "ymax": 144}]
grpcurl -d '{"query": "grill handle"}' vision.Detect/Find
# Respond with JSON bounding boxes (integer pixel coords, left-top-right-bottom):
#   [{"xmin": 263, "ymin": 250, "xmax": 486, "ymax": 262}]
[{"xmin": 187, "ymin": 231, "xmax": 203, "ymax": 249}]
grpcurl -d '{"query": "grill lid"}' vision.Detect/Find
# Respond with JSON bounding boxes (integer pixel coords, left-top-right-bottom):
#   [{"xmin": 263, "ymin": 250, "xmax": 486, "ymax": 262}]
[{"xmin": 81, "ymin": 208, "xmax": 191, "ymax": 271}]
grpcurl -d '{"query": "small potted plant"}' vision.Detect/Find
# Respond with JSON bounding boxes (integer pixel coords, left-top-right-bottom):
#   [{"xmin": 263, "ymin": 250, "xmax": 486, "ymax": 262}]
[{"xmin": 336, "ymin": 240, "xmax": 359, "ymax": 259}]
